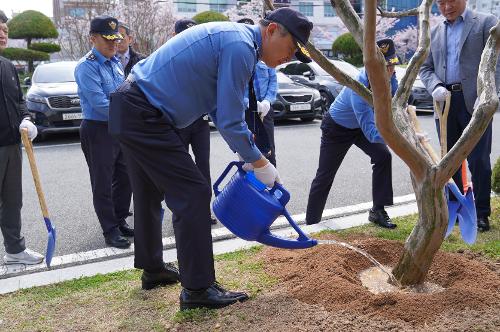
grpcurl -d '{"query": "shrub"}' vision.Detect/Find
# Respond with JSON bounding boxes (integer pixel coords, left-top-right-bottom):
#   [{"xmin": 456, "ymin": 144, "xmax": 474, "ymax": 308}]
[
  {"xmin": 492, "ymin": 157, "xmax": 500, "ymax": 194},
  {"xmin": 1, "ymin": 48, "xmax": 50, "ymax": 62},
  {"xmin": 7, "ymin": 10, "xmax": 58, "ymax": 40},
  {"xmin": 192, "ymin": 11, "xmax": 229, "ymax": 24},
  {"xmin": 30, "ymin": 42, "xmax": 61, "ymax": 53},
  {"xmin": 332, "ymin": 33, "xmax": 363, "ymax": 67}
]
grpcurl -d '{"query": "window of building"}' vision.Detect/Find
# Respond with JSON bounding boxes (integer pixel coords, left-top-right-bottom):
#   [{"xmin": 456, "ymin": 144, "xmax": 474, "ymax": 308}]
[
  {"xmin": 68, "ymin": 8, "xmax": 85, "ymax": 17},
  {"xmin": 298, "ymin": 2, "xmax": 314, "ymax": 16},
  {"xmin": 178, "ymin": 1, "xmax": 197, "ymax": 12},
  {"xmin": 210, "ymin": 0, "xmax": 229, "ymax": 12},
  {"xmin": 324, "ymin": 2, "xmax": 336, "ymax": 17}
]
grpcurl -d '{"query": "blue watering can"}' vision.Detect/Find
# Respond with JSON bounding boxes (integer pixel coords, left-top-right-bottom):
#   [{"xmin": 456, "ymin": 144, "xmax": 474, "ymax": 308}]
[{"xmin": 213, "ymin": 161, "xmax": 317, "ymax": 249}]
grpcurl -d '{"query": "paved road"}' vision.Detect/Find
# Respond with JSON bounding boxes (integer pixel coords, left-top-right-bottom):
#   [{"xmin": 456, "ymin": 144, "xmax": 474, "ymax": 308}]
[{"xmin": 5, "ymin": 113, "xmax": 499, "ymax": 258}]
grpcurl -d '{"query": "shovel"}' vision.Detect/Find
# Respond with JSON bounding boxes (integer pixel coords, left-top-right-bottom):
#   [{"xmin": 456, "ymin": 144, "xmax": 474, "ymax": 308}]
[
  {"xmin": 407, "ymin": 105, "xmax": 476, "ymax": 244},
  {"xmin": 434, "ymin": 96, "xmax": 477, "ymax": 244},
  {"xmin": 20, "ymin": 129, "xmax": 56, "ymax": 267}
]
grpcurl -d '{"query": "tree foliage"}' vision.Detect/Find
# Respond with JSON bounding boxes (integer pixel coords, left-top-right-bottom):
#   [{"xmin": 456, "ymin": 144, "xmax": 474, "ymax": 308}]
[
  {"xmin": 1, "ymin": 48, "xmax": 50, "ymax": 62},
  {"xmin": 7, "ymin": 10, "xmax": 58, "ymax": 41},
  {"xmin": 332, "ymin": 33, "xmax": 363, "ymax": 66},
  {"xmin": 192, "ymin": 11, "xmax": 229, "ymax": 24},
  {"xmin": 30, "ymin": 42, "xmax": 61, "ymax": 54}
]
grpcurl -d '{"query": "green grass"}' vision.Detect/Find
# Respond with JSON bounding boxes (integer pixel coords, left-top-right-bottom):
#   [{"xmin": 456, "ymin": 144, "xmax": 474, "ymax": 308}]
[{"xmin": 322, "ymin": 196, "xmax": 500, "ymax": 259}]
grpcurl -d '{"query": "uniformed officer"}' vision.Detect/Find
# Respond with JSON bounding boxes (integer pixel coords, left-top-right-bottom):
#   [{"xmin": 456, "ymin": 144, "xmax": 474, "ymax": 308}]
[
  {"xmin": 173, "ymin": 18, "xmax": 216, "ymax": 225},
  {"xmin": 74, "ymin": 15, "xmax": 134, "ymax": 249},
  {"xmin": 306, "ymin": 39, "xmax": 399, "ymax": 229},
  {"xmin": 109, "ymin": 8, "xmax": 313, "ymax": 310}
]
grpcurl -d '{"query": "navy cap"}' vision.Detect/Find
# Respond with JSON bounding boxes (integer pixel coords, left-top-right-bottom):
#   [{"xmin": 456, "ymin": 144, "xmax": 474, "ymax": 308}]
[
  {"xmin": 175, "ymin": 19, "xmax": 197, "ymax": 34},
  {"xmin": 265, "ymin": 8, "xmax": 313, "ymax": 63},
  {"xmin": 376, "ymin": 38, "xmax": 400, "ymax": 65},
  {"xmin": 237, "ymin": 18, "xmax": 254, "ymax": 25},
  {"xmin": 90, "ymin": 15, "xmax": 122, "ymax": 40}
]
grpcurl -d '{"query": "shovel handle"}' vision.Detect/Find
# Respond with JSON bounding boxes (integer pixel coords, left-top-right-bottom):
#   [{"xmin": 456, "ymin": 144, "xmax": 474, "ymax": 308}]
[
  {"xmin": 21, "ymin": 129, "xmax": 49, "ymax": 219},
  {"xmin": 434, "ymin": 92, "xmax": 451, "ymax": 158},
  {"xmin": 407, "ymin": 105, "xmax": 440, "ymax": 164}
]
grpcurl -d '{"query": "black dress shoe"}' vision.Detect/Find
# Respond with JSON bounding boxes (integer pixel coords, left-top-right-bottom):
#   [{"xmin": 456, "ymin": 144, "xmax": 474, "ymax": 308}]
[
  {"xmin": 179, "ymin": 283, "xmax": 249, "ymax": 310},
  {"xmin": 119, "ymin": 223, "xmax": 134, "ymax": 237},
  {"xmin": 141, "ymin": 262, "xmax": 180, "ymax": 290},
  {"xmin": 368, "ymin": 209, "xmax": 397, "ymax": 229},
  {"xmin": 477, "ymin": 217, "xmax": 490, "ymax": 232},
  {"xmin": 104, "ymin": 234, "xmax": 131, "ymax": 249}
]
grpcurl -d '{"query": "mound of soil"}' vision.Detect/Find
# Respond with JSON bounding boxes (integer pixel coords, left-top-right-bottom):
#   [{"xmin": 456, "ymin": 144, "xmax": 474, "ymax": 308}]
[{"xmin": 260, "ymin": 234, "xmax": 500, "ymax": 329}]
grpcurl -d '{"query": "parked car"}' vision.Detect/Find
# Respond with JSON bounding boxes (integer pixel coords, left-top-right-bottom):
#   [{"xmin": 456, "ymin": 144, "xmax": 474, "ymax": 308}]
[
  {"xmin": 25, "ymin": 61, "xmax": 82, "ymax": 139},
  {"xmin": 394, "ymin": 67, "xmax": 433, "ymax": 112},
  {"xmin": 272, "ymin": 72, "xmax": 323, "ymax": 122},
  {"xmin": 276, "ymin": 60, "xmax": 360, "ymax": 116}
]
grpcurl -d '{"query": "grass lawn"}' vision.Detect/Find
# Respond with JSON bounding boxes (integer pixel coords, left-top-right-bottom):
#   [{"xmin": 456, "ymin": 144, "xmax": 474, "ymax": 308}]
[{"xmin": 0, "ymin": 197, "xmax": 497, "ymax": 330}]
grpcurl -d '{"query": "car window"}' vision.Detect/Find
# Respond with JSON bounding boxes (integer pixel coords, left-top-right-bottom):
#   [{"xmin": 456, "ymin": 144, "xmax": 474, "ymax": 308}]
[
  {"xmin": 281, "ymin": 63, "xmax": 312, "ymax": 75},
  {"xmin": 330, "ymin": 60, "xmax": 360, "ymax": 79},
  {"xmin": 33, "ymin": 63, "xmax": 77, "ymax": 83}
]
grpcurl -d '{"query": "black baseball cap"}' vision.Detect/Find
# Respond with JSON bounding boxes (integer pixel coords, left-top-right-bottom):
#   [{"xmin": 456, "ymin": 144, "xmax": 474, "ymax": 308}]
[
  {"xmin": 90, "ymin": 15, "xmax": 122, "ymax": 40},
  {"xmin": 376, "ymin": 38, "xmax": 400, "ymax": 65},
  {"xmin": 264, "ymin": 8, "xmax": 313, "ymax": 63},
  {"xmin": 175, "ymin": 19, "xmax": 197, "ymax": 34},
  {"xmin": 237, "ymin": 18, "xmax": 254, "ymax": 25}
]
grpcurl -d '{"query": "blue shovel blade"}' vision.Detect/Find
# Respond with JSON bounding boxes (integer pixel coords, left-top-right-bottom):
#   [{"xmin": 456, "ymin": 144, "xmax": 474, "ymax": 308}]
[
  {"xmin": 44, "ymin": 217, "xmax": 56, "ymax": 267},
  {"xmin": 445, "ymin": 200, "xmax": 460, "ymax": 238},
  {"xmin": 457, "ymin": 188, "xmax": 477, "ymax": 244}
]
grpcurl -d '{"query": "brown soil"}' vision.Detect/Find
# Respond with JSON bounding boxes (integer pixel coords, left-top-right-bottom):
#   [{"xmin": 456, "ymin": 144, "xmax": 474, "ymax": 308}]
[{"xmin": 179, "ymin": 234, "xmax": 500, "ymax": 331}]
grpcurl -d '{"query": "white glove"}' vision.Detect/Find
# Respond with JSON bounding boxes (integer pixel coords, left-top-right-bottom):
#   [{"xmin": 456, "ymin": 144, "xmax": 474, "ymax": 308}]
[
  {"xmin": 19, "ymin": 118, "xmax": 38, "ymax": 141},
  {"xmin": 432, "ymin": 86, "xmax": 448, "ymax": 102},
  {"xmin": 254, "ymin": 162, "xmax": 282, "ymax": 187},
  {"xmin": 236, "ymin": 152, "xmax": 254, "ymax": 172},
  {"xmin": 257, "ymin": 100, "xmax": 271, "ymax": 118}
]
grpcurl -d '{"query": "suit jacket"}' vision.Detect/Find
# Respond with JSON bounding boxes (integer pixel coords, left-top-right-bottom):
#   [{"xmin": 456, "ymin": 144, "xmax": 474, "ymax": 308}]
[
  {"xmin": 419, "ymin": 10, "xmax": 499, "ymax": 114},
  {"xmin": 124, "ymin": 47, "xmax": 146, "ymax": 77}
]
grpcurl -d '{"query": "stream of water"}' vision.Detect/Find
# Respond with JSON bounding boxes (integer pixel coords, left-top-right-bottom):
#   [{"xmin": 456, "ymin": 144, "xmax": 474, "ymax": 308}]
[{"xmin": 317, "ymin": 239, "xmax": 402, "ymax": 288}]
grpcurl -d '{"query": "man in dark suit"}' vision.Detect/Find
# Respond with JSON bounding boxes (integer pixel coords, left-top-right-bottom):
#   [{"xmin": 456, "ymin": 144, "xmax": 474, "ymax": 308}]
[
  {"xmin": 419, "ymin": 0, "xmax": 499, "ymax": 232},
  {"xmin": 117, "ymin": 23, "xmax": 146, "ymax": 76}
]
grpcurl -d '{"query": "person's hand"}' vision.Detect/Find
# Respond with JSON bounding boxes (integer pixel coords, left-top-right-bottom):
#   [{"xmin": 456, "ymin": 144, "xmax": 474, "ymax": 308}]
[
  {"xmin": 236, "ymin": 152, "xmax": 254, "ymax": 172},
  {"xmin": 254, "ymin": 162, "xmax": 282, "ymax": 187},
  {"xmin": 19, "ymin": 119, "xmax": 38, "ymax": 141},
  {"xmin": 432, "ymin": 86, "xmax": 448, "ymax": 102},
  {"xmin": 257, "ymin": 100, "xmax": 271, "ymax": 118}
]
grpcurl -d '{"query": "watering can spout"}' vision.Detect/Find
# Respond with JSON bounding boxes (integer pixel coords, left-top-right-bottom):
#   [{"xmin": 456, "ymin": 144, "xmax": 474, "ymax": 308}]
[{"xmin": 258, "ymin": 231, "xmax": 317, "ymax": 249}]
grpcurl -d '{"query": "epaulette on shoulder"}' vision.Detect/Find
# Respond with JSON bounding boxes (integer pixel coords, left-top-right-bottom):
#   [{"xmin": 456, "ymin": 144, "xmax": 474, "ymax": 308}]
[{"xmin": 86, "ymin": 53, "xmax": 97, "ymax": 61}]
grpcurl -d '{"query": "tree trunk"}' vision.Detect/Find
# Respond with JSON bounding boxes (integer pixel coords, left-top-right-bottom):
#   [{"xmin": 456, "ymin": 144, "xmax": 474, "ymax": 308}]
[
  {"xmin": 392, "ymin": 171, "xmax": 449, "ymax": 285},
  {"xmin": 27, "ymin": 37, "xmax": 34, "ymax": 73}
]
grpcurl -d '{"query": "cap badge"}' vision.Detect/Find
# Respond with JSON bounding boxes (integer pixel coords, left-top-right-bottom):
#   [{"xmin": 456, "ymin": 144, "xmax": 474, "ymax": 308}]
[
  {"xmin": 109, "ymin": 21, "xmax": 116, "ymax": 30},
  {"xmin": 379, "ymin": 43, "xmax": 389, "ymax": 54}
]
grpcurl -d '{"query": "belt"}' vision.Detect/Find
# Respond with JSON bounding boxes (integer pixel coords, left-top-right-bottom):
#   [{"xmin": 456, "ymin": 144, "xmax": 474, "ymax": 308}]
[
  {"xmin": 446, "ymin": 83, "xmax": 462, "ymax": 92},
  {"xmin": 125, "ymin": 73, "xmax": 136, "ymax": 83}
]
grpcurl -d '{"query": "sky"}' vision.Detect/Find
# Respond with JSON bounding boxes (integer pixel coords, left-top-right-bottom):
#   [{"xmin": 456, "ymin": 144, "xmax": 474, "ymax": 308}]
[{"xmin": 2, "ymin": 0, "xmax": 53, "ymax": 18}]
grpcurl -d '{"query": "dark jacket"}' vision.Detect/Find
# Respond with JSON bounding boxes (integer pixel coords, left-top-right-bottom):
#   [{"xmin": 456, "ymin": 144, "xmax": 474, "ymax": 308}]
[
  {"xmin": 124, "ymin": 47, "xmax": 146, "ymax": 77},
  {"xmin": 0, "ymin": 56, "xmax": 30, "ymax": 146}
]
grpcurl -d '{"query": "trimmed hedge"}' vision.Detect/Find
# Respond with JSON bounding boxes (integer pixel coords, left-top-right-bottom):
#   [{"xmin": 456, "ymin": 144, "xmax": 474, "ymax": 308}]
[
  {"xmin": 332, "ymin": 33, "xmax": 363, "ymax": 67},
  {"xmin": 192, "ymin": 11, "xmax": 229, "ymax": 24},
  {"xmin": 493, "ymin": 157, "xmax": 500, "ymax": 194},
  {"xmin": 1, "ymin": 47, "xmax": 50, "ymax": 62},
  {"xmin": 7, "ymin": 10, "xmax": 58, "ymax": 40},
  {"xmin": 30, "ymin": 42, "xmax": 61, "ymax": 53}
]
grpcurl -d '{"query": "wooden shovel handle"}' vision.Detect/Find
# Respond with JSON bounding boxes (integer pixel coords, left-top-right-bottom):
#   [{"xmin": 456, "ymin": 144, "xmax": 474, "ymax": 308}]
[
  {"xmin": 407, "ymin": 105, "xmax": 440, "ymax": 164},
  {"xmin": 434, "ymin": 92, "xmax": 451, "ymax": 158},
  {"xmin": 20, "ymin": 129, "xmax": 49, "ymax": 219}
]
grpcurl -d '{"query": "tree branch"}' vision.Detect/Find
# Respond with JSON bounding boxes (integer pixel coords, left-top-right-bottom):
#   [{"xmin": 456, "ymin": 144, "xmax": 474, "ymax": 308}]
[
  {"xmin": 377, "ymin": 6, "xmax": 418, "ymax": 17},
  {"xmin": 394, "ymin": 0, "xmax": 434, "ymax": 108},
  {"xmin": 364, "ymin": 0, "xmax": 428, "ymax": 181},
  {"xmin": 436, "ymin": 23, "xmax": 500, "ymax": 186}
]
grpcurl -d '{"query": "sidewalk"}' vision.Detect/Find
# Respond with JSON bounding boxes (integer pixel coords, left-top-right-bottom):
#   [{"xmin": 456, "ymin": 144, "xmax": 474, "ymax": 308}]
[{"xmin": 0, "ymin": 194, "xmax": 417, "ymax": 294}]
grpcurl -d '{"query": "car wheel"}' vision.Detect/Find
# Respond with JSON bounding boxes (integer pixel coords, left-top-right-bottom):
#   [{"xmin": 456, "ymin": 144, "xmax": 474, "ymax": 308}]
[
  {"xmin": 33, "ymin": 131, "xmax": 47, "ymax": 142},
  {"xmin": 319, "ymin": 91, "xmax": 333, "ymax": 118}
]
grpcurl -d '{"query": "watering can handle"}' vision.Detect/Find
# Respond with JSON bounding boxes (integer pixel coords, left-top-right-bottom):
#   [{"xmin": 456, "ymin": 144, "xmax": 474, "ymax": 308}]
[
  {"xmin": 257, "ymin": 208, "xmax": 317, "ymax": 249},
  {"xmin": 269, "ymin": 183, "xmax": 291, "ymax": 206},
  {"xmin": 213, "ymin": 161, "xmax": 244, "ymax": 196}
]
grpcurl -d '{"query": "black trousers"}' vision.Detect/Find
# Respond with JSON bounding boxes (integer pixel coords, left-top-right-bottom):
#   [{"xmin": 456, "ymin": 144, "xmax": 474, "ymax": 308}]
[
  {"xmin": 177, "ymin": 117, "xmax": 211, "ymax": 187},
  {"xmin": 306, "ymin": 114, "xmax": 393, "ymax": 224},
  {"xmin": 109, "ymin": 82, "xmax": 215, "ymax": 289},
  {"xmin": 262, "ymin": 110, "xmax": 276, "ymax": 167},
  {"xmin": 80, "ymin": 120, "xmax": 129, "ymax": 237},
  {"xmin": 435, "ymin": 90, "xmax": 492, "ymax": 218},
  {"xmin": 112, "ymin": 139, "xmax": 133, "ymax": 220}
]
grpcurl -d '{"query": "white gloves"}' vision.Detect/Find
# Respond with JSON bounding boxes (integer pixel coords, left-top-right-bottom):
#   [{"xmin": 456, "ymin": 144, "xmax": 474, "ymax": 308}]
[
  {"xmin": 254, "ymin": 162, "xmax": 282, "ymax": 187},
  {"xmin": 432, "ymin": 86, "xmax": 448, "ymax": 102},
  {"xmin": 19, "ymin": 118, "xmax": 38, "ymax": 141},
  {"xmin": 257, "ymin": 100, "xmax": 271, "ymax": 118}
]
